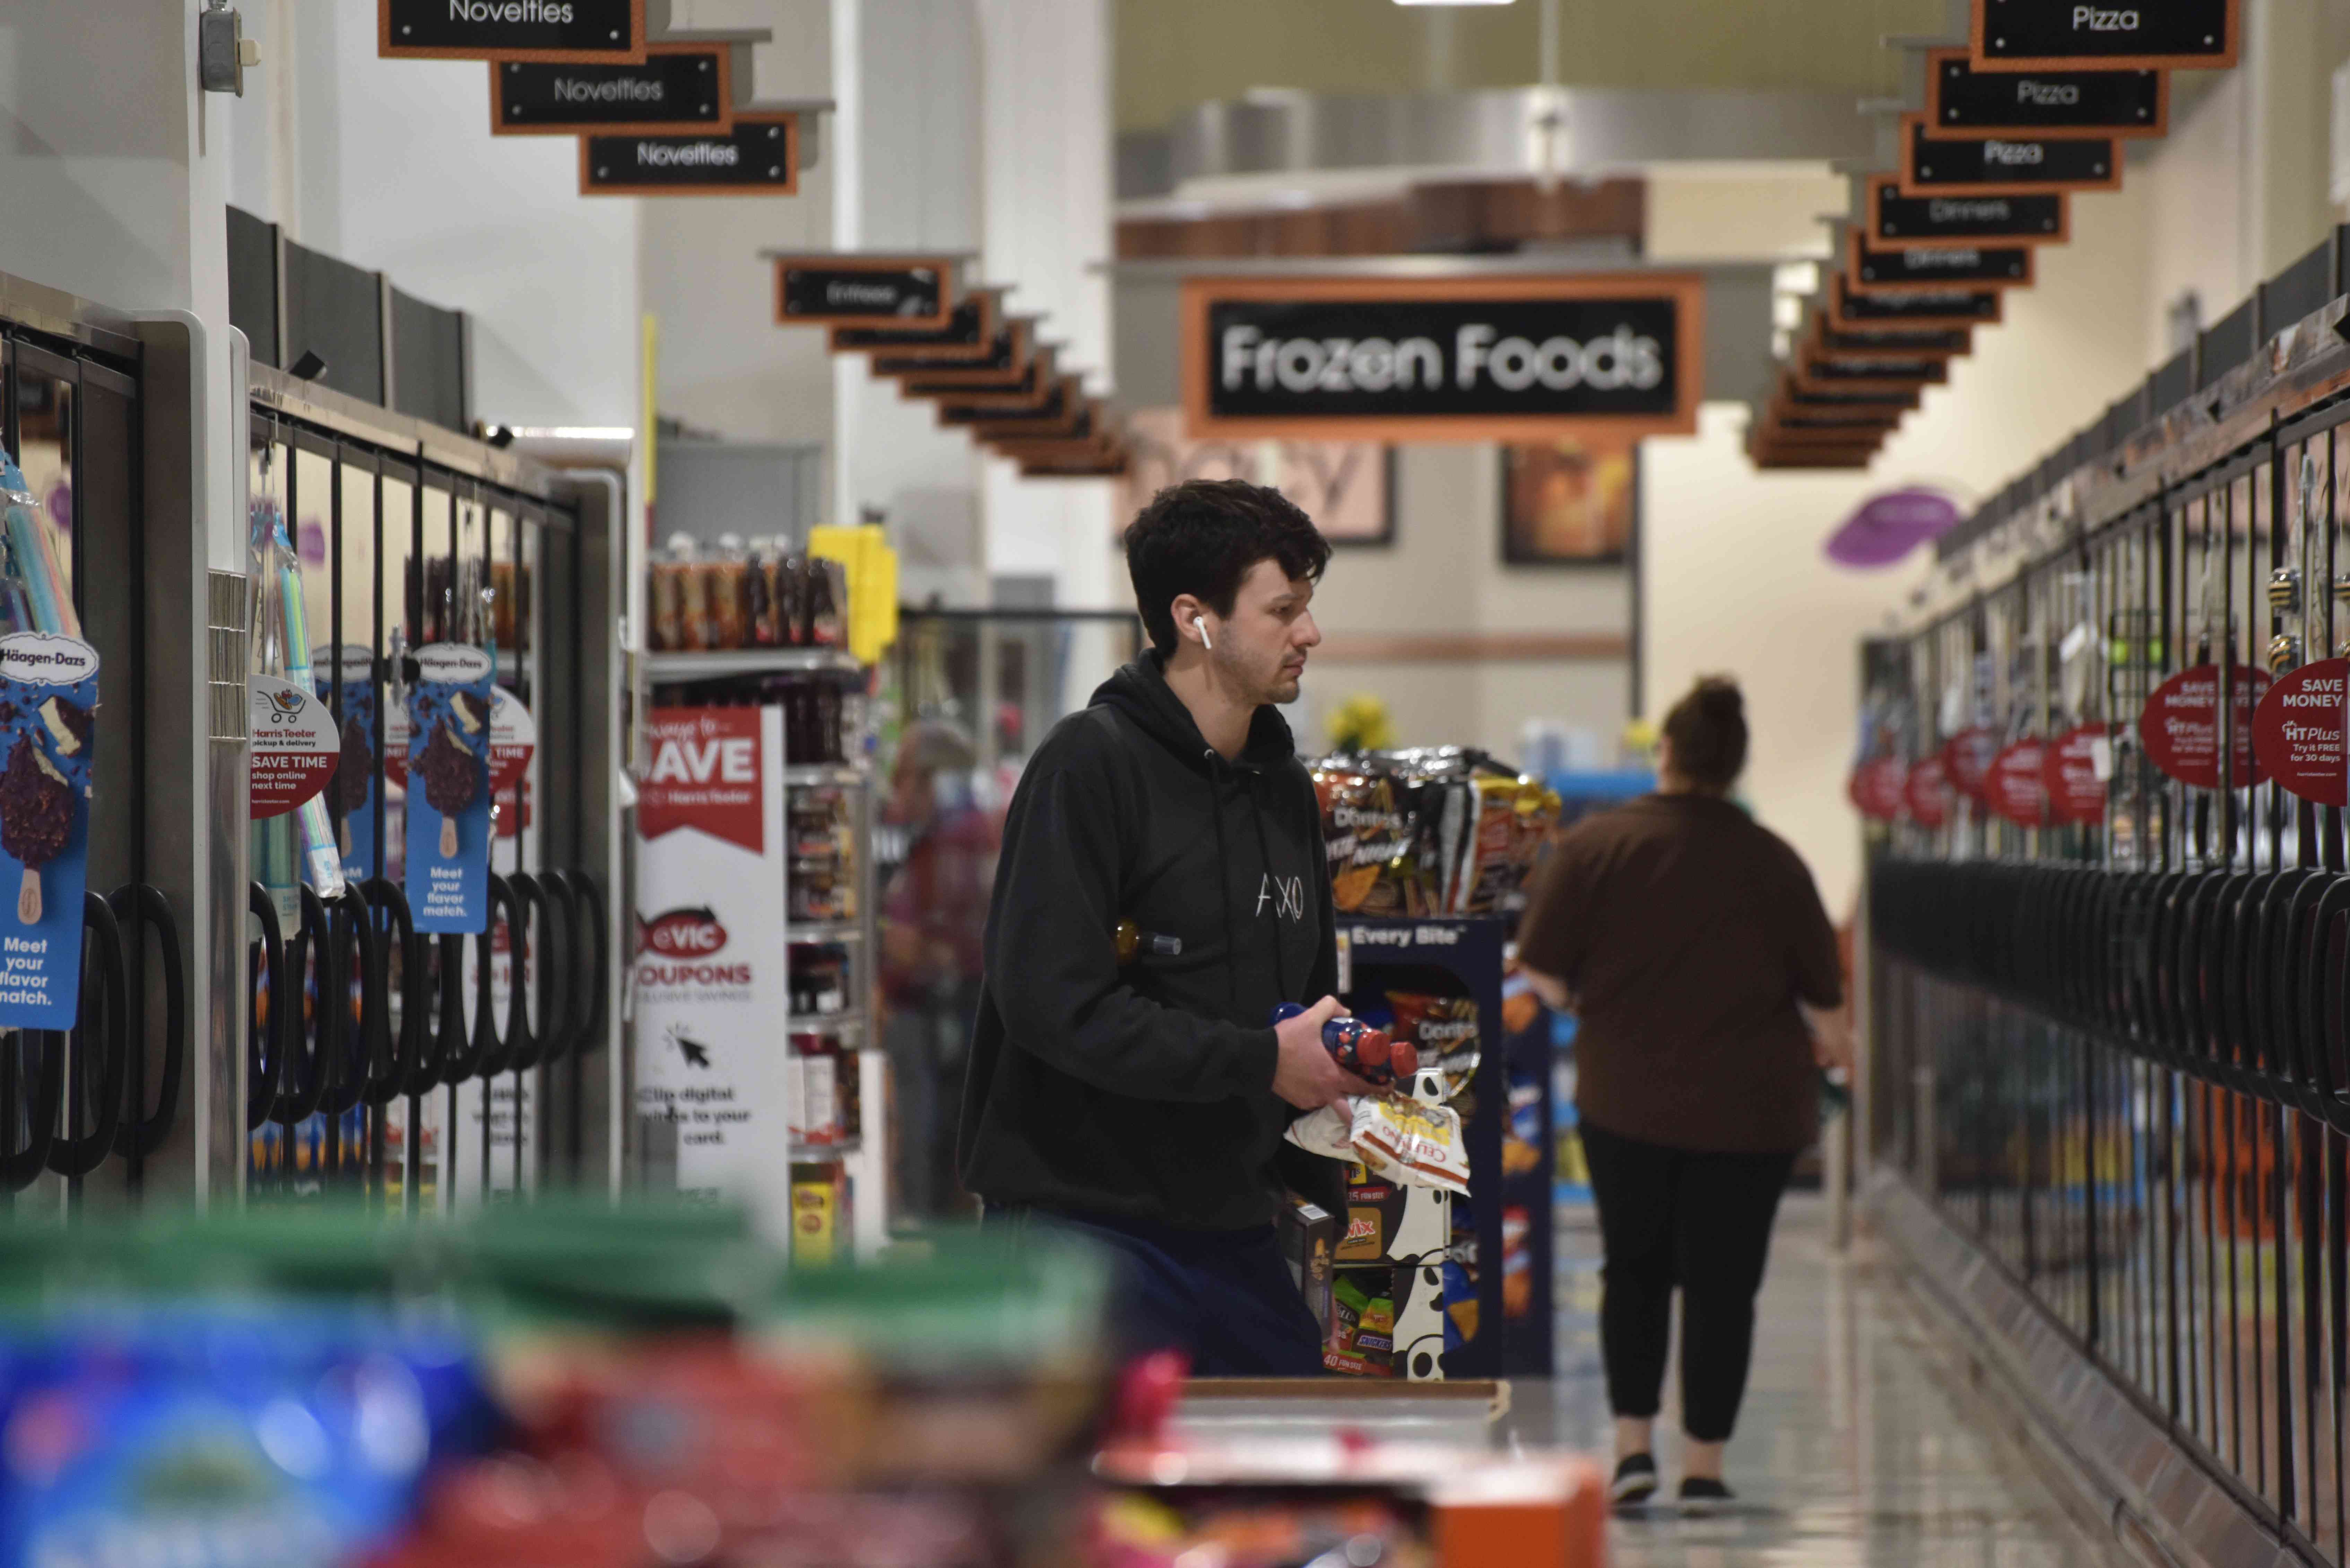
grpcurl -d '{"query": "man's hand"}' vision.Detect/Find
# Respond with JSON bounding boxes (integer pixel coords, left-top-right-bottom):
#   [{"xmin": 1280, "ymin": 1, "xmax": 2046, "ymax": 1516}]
[{"xmin": 1272, "ymin": 996, "xmax": 1379, "ymax": 1110}]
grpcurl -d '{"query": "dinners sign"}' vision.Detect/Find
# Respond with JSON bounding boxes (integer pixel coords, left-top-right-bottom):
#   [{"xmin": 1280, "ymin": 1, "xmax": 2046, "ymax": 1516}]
[{"xmin": 1180, "ymin": 275, "xmax": 1702, "ymax": 441}]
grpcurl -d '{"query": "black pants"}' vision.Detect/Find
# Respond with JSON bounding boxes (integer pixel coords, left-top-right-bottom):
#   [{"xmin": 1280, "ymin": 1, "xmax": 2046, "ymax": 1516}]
[
  {"xmin": 1579, "ymin": 1118, "xmax": 1797, "ymax": 1443},
  {"xmin": 990, "ymin": 1205, "xmax": 1326, "ymax": 1376}
]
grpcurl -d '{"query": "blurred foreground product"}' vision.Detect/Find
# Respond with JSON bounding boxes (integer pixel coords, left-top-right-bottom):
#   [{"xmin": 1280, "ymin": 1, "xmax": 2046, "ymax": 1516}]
[
  {"xmin": 0, "ymin": 1204, "xmax": 1119, "ymax": 1568},
  {"xmin": 1092, "ymin": 1429, "xmax": 1608, "ymax": 1568}
]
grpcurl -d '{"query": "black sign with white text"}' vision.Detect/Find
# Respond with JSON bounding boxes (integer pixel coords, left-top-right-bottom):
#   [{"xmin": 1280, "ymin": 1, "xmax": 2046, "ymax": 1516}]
[
  {"xmin": 381, "ymin": 0, "xmax": 644, "ymax": 62},
  {"xmin": 1831, "ymin": 277, "xmax": 2003, "ymax": 328},
  {"xmin": 1818, "ymin": 324, "xmax": 1971, "ymax": 356},
  {"xmin": 1905, "ymin": 117, "xmax": 2116, "ymax": 192},
  {"xmin": 1801, "ymin": 356, "xmax": 1947, "ymax": 386},
  {"xmin": 495, "ymin": 47, "xmax": 726, "ymax": 133},
  {"xmin": 1783, "ymin": 379, "xmax": 1919, "ymax": 411},
  {"xmin": 1928, "ymin": 50, "xmax": 2161, "ymax": 136},
  {"xmin": 1852, "ymin": 234, "xmax": 2031, "ymax": 290},
  {"xmin": 777, "ymin": 261, "xmax": 947, "ymax": 327},
  {"xmin": 830, "ymin": 297, "xmax": 992, "ymax": 358},
  {"xmin": 1974, "ymin": 0, "xmax": 2237, "ymax": 70},
  {"xmin": 1870, "ymin": 180, "xmax": 2064, "ymax": 245},
  {"xmin": 580, "ymin": 114, "xmax": 795, "ymax": 194}
]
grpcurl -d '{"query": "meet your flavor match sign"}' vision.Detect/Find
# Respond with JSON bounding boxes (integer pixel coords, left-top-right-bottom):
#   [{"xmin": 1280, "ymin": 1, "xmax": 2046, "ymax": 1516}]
[
  {"xmin": 314, "ymin": 646, "xmax": 379, "ymax": 882},
  {"xmin": 0, "ymin": 634, "xmax": 98, "ymax": 1030},
  {"xmin": 402, "ymin": 644, "xmax": 495, "ymax": 933},
  {"xmin": 635, "ymin": 706, "xmax": 797, "ymax": 1223},
  {"xmin": 1179, "ymin": 274, "xmax": 1703, "ymax": 443}
]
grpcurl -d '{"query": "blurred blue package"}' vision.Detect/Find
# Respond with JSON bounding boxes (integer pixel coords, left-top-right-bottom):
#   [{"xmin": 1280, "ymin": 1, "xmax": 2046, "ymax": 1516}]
[{"xmin": 0, "ymin": 1306, "xmax": 490, "ymax": 1568}]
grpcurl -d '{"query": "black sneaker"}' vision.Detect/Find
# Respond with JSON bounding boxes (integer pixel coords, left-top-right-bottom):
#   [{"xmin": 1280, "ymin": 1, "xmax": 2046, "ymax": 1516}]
[
  {"xmin": 1679, "ymin": 1476, "xmax": 1735, "ymax": 1513},
  {"xmin": 1610, "ymin": 1453, "xmax": 1658, "ymax": 1506}
]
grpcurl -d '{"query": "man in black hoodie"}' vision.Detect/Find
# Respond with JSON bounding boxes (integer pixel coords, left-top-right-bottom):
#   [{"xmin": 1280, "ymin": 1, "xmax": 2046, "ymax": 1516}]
[{"xmin": 957, "ymin": 479, "xmax": 1368, "ymax": 1375}]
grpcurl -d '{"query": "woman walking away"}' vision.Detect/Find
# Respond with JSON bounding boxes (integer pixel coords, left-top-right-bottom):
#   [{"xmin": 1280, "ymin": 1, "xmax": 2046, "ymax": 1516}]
[{"xmin": 1516, "ymin": 676, "xmax": 1848, "ymax": 1512}]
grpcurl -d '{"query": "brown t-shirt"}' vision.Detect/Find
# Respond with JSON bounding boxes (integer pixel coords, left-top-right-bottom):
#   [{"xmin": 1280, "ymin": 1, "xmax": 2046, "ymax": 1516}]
[{"xmin": 1516, "ymin": 794, "xmax": 1842, "ymax": 1154}]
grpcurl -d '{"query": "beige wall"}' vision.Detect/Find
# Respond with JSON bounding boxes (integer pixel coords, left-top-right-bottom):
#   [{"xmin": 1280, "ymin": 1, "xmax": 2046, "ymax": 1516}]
[{"xmin": 1296, "ymin": 443, "xmax": 1632, "ymax": 764}]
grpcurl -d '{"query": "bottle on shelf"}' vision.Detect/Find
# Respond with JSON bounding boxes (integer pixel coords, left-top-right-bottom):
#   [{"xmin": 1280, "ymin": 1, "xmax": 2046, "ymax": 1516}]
[{"xmin": 709, "ymin": 532, "xmax": 751, "ymax": 652}]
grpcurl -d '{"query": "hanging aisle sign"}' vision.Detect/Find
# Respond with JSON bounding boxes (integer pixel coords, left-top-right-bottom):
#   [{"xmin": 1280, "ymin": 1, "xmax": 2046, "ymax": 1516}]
[
  {"xmin": 1780, "ymin": 375, "xmax": 1919, "ymax": 413},
  {"xmin": 1814, "ymin": 320, "xmax": 1972, "ymax": 359},
  {"xmin": 1795, "ymin": 355, "xmax": 1947, "ymax": 392},
  {"xmin": 491, "ymin": 45, "xmax": 732, "ymax": 135},
  {"xmin": 829, "ymin": 293, "xmax": 997, "ymax": 360},
  {"xmin": 1971, "ymin": 0, "xmax": 2239, "ymax": 72},
  {"xmin": 1925, "ymin": 49, "xmax": 2165, "ymax": 138},
  {"xmin": 1180, "ymin": 274, "xmax": 1704, "ymax": 442},
  {"xmin": 2250, "ymin": 657, "xmax": 2346, "ymax": 806},
  {"xmin": 874, "ymin": 318, "xmax": 1037, "ymax": 385},
  {"xmin": 1900, "ymin": 117, "xmax": 2118, "ymax": 196},
  {"xmin": 771, "ymin": 255, "xmax": 952, "ymax": 329},
  {"xmin": 1849, "ymin": 232, "xmax": 2031, "ymax": 292},
  {"xmin": 1867, "ymin": 178, "xmax": 2066, "ymax": 248},
  {"xmin": 380, "ymin": 0, "xmax": 647, "ymax": 63},
  {"xmin": 1831, "ymin": 275, "xmax": 2002, "ymax": 330},
  {"xmin": 580, "ymin": 113, "xmax": 797, "ymax": 195}
]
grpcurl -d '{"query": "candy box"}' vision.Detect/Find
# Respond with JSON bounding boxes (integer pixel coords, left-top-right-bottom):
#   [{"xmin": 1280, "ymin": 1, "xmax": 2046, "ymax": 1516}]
[{"xmin": 1277, "ymin": 1193, "xmax": 1337, "ymax": 1342}]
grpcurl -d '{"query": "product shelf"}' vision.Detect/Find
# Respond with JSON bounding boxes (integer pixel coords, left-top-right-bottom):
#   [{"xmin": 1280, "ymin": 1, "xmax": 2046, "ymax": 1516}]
[
  {"xmin": 782, "ymin": 763, "xmax": 869, "ymax": 787},
  {"xmin": 785, "ymin": 922, "xmax": 864, "ymax": 944},
  {"xmin": 647, "ymin": 647, "xmax": 863, "ymax": 680},
  {"xmin": 789, "ymin": 1139, "xmax": 862, "ymax": 1160}
]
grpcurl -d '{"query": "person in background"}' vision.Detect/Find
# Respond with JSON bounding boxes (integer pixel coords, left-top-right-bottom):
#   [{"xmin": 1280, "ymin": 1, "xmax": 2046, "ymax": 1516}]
[
  {"xmin": 1515, "ymin": 675, "xmax": 1849, "ymax": 1510},
  {"xmin": 878, "ymin": 720, "xmax": 1000, "ymax": 1219}
]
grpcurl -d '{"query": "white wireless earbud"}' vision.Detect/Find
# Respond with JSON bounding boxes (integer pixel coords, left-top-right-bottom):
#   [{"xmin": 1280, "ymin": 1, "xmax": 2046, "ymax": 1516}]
[{"xmin": 1194, "ymin": 615, "xmax": 1213, "ymax": 651}]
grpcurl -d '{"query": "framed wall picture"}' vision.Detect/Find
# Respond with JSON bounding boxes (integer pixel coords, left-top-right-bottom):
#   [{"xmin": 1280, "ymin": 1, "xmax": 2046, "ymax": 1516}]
[
  {"xmin": 1501, "ymin": 437, "xmax": 1638, "ymax": 565},
  {"xmin": 1121, "ymin": 407, "xmax": 1394, "ymax": 546}
]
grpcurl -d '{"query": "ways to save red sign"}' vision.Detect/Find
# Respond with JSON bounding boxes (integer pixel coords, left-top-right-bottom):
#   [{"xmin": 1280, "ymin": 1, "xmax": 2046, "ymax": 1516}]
[
  {"xmin": 2250, "ymin": 657, "xmax": 2346, "ymax": 806},
  {"xmin": 2139, "ymin": 664, "xmax": 2269, "ymax": 789}
]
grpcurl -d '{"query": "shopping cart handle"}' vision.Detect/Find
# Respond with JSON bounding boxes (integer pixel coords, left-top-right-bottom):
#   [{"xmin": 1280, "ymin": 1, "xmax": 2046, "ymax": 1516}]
[
  {"xmin": 45, "ymin": 890, "xmax": 128, "ymax": 1178},
  {"xmin": 108, "ymin": 883, "xmax": 185, "ymax": 1162}
]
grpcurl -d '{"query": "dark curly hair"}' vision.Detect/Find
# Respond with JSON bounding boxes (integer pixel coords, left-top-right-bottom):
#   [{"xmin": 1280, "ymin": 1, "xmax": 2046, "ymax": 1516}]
[
  {"xmin": 1662, "ymin": 676, "xmax": 1748, "ymax": 790},
  {"xmin": 1122, "ymin": 479, "xmax": 1331, "ymax": 657}
]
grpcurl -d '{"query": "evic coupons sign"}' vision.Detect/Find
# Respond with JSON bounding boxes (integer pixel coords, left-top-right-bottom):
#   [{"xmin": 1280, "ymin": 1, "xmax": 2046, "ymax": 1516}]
[{"xmin": 1180, "ymin": 275, "xmax": 1703, "ymax": 442}]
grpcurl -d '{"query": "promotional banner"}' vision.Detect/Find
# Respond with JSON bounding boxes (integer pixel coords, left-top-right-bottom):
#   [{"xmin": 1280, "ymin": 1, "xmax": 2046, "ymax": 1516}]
[
  {"xmin": 249, "ymin": 678, "xmax": 341, "ymax": 821},
  {"xmin": 1847, "ymin": 756, "xmax": 1907, "ymax": 821},
  {"xmin": 1905, "ymin": 755, "xmax": 1952, "ymax": 827},
  {"xmin": 315, "ymin": 645, "xmax": 378, "ymax": 881},
  {"xmin": 1942, "ymin": 726, "xmax": 2000, "ymax": 801},
  {"xmin": 403, "ymin": 644, "xmax": 494, "ymax": 934},
  {"xmin": 2140, "ymin": 664, "xmax": 2270, "ymax": 789},
  {"xmin": 1987, "ymin": 737, "xmax": 2048, "ymax": 826},
  {"xmin": 2251, "ymin": 657, "xmax": 2346, "ymax": 806},
  {"xmin": 0, "ymin": 633, "xmax": 97, "ymax": 1030},
  {"xmin": 635, "ymin": 705, "xmax": 795, "ymax": 1221},
  {"xmin": 2043, "ymin": 723, "xmax": 2114, "ymax": 823},
  {"xmin": 1179, "ymin": 274, "xmax": 1705, "ymax": 442}
]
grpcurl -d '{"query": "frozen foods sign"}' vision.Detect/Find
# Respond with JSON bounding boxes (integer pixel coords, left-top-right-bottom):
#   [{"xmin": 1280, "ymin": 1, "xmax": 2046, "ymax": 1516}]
[{"xmin": 1180, "ymin": 275, "xmax": 1702, "ymax": 441}]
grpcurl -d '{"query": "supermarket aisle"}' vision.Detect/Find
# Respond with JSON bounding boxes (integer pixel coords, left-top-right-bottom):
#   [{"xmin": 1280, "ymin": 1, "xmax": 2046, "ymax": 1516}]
[{"xmin": 1520, "ymin": 1195, "xmax": 2112, "ymax": 1567}]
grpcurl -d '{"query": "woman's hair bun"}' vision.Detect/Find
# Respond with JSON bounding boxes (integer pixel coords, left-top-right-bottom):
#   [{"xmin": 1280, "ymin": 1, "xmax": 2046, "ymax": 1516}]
[
  {"xmin": 1662, "ymin": 675, "xmax": 1749, "ymax": 790},
  {"xmin": 1692, "ymin": 676, "xmax": 1743, "ymax": 716}
]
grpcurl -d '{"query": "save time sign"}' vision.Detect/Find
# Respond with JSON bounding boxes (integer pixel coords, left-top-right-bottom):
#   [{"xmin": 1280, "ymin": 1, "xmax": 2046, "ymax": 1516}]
[{"xmin": 1180, "ymin": 275, "xmax": 1702, "ymax": 441}]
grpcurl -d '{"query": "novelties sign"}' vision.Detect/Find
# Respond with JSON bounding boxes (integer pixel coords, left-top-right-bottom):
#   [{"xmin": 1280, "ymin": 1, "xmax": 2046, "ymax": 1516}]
[
  {"xmin": 380, "ymin": 0, "xmax": 647, "ymax": 63},
  {"xmin": 2139, "ymin": 664, "xmax": 2270, "ymax": 789},
  {"xmin": 1179, "ymin": 275, "xmax": 1704, "ymax": 442},
  {"xmin": 1971, "ymin": 0, "xmax": 2239, "ymax": 71},
  {"xmin": 492, "ymin": 45, "xmax": 731, "ymax": 135},
  {"xmin": 635, "ymin": 705, "xmax": 798, "ymax": 1228},
  {"xmin": 580, "ymin": 113, "xmax": 797, "ymax": 195},
  {"xmin": 1867, "ymin": 178, "xmax": 2065, "ymax": 247},
  {"xmin": 1925, "ymin": 49, "xmax": 2165, "ymax": 138},
  {"xmin": 1901, "ymin": 117, "xmax": 2118, "ymax": 195},
  {"xmin": 2251, "ymin": 657, "xmax": 2346, "ymax": 806},
  {"xmin": 773, "ymin": 255, "xmax": 951, "ymax": 330}
]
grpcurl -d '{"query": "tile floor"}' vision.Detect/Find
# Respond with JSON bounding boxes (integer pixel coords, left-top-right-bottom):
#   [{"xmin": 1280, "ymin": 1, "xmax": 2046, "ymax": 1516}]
[{"xmin": 1517, "ymin": 1194, "xmax": 2116, "ymax": 1567}]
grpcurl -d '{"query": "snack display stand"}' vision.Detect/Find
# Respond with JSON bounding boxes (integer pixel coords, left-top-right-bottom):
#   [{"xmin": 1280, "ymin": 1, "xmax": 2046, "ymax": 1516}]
[{"xmin": 1336, "ymin": 916, "xmax": 1551, "ymax": 1380}]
